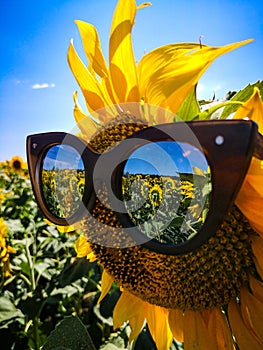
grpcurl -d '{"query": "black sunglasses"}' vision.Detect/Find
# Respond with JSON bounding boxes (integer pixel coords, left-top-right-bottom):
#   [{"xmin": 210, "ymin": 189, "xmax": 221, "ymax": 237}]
[{"xmin": 26, "ymin": 119, "xmax": 263, "ymax": 255}]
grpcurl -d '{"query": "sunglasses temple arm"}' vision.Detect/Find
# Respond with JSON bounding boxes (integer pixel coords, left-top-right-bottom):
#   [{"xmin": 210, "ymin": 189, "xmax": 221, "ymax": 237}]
[{"xmin": 254, "ymin": 132, "xmax": 263, "ymax": 160}]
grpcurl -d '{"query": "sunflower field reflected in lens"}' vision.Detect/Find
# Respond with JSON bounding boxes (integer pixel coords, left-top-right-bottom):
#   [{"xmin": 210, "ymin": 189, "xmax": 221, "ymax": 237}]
[
  {"xmin": 122, "ymin": 141, "xmax": 212, "ymax": 245},
  {"xmin": 42, "ymin": 145, "xmax": 85, "ymax": 219}
]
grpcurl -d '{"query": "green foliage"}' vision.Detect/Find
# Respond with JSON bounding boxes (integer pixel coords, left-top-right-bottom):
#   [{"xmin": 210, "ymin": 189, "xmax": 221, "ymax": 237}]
[
  {"xmin": 176, "ymin": 85, "xmax": 200, "ymax": 121},
  {"xmin": 0, "ymin": 163, "xmax": 128, "ymax": 350},
  {"xmin": 42, "ymin": 316, "xmax": 96, "ymax": 350},
  {"xmin": 220, "ymin": 80, "xmax": 263, "ymax": 119}
]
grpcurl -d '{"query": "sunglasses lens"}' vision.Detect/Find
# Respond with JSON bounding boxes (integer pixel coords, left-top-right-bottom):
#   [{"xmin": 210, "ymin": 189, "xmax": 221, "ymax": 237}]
[
  {"xmin": 41, "ymin": 144, "xmax": 85, "ymax": 219},
  {"xmin": 122, "ymin": 141, "xmax": 212, "ymax": 245}
]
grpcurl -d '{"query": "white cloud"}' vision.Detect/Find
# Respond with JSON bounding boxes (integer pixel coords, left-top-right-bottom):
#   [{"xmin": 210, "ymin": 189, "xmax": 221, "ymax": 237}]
[{"xmin": 32, "ymin": 83, "xmax": 55, "ymax": 89}]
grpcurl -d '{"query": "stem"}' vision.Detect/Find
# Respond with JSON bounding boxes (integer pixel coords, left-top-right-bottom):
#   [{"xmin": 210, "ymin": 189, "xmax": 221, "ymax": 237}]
[
  {"xmin": 25, "ymin": 237, "xmax": 40, "ymax": 349},
  {"xmin": 25, "ymin": 241, "xmax": 36, "ymax": 291}
]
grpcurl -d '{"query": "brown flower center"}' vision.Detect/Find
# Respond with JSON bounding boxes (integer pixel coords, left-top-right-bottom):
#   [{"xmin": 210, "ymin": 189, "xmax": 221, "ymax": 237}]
[
  {"xmin": 83, "ymin": 117, "xmax": 257, "ymax": 311},
  {"xmin": 12, "ymin": 160, "xmax": 22, "ymax": 170}
]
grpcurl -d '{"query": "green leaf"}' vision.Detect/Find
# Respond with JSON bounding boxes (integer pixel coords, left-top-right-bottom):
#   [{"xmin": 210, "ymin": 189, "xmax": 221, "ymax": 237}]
[
  {"xmin": 176, "ymin": 85, "xmax": 200, "ymax": 121},
  {"xmin": 197, "ymin": 100, "xmax": 242, "ymax": 120},
  {"xmin": 167, "ymin": 216, "xmax": 184, "ymax": 228},
  {"xmin": 100, "ymin": 344, "xmax": 122, "ymax": 350},
  {"xmin": 0, "ymin": 296, "xmax": 24, "ymax": 326},
  {"xmin": 220, "ymin": 80, "xmax": 263, "ymax": 119},
  {"xmin": 42, "ymin": 316, "xmax": 96, "ymax": 350},
  {"xmin": 58, "ymin": 257, "xmax": 93, "ymax": 287}
]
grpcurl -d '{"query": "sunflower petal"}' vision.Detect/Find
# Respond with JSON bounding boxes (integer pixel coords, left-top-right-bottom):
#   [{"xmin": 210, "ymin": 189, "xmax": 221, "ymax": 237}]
[
  {"xmin": 183, "ymin": 310, "xmax": 217, "ymax": 350},
  {"xmin": 168, "ymin": 308, "xmax": 184, "ymax": 343},
  {"xmin": 73, "ymin": 91, "xmax": 99, "ymax": 140},
  {"xmin": 233, "ymin": 87, "xmax": 263, "ymax": 133},
  {"xmin": 236, "ymin": 181, "xmax": 263, "ymax": 237},
  {"xmin": 68, "ymin": 40, "xmax": 112, "ymax": 113},
  {"xmin": 234, "ymin": 88, "xmax": 263, "ymax": 232},
  {"xmin": 228, "ymin": 300, "xmax": 263, "ymax": 350},
  {"xmin": 138, "ymin": 39, "xmax": 253, "ymax": 114},
  {"xmin": 109, "ymin": 0, "xmax": 140, "ymax": 102},
  {"xmin": 249, "ymin": 275, "xmax": 263, "ymax": 304},
  {"xmin": 240, "ymin": 286, "xmax": 263, "ymax": 343},
  {"xmin": 75, "ymin": 20, "xmax": 108, "ymax": 78},
  {"xmin": 145, "ymin": 303, "xmax": 173, "ymax": 350},
  {"xmin": 113, "ymin": 290, "xmax": 145, "ymax": 341},
  {"xmin": 207, "ymin": 308, "xmax": 235, "ymax": 349},
  {"xmin": 251, "ymin": 235, "xmax": 263, "ymax": 279},
  {"xmin": 74, "ymin": 235, "xmax": 93, "ymax": 257},
  {"xmin": 97, "ymin": 270, "xmax": 114, "ymax": 304}
]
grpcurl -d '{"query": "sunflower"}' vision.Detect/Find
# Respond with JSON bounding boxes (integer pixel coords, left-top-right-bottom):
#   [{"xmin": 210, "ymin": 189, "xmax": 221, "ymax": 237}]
[
  {"xmin": 9, "ymin": 156, "xmax": 23, "ymax": 172},
  {"xmin": 8, "ymin": 156, "xmax": 28, "ymax": 176},
  {"xmin": 69, "ymin": 1, "xmax": 263, "ymax": 349},
  {"xmin": 0, "ymin": 218, "xmax": 16, "ymax": 277},
  {"xmin": 149, "ymin": 183, "xmax": 163, "ymax": 206}
]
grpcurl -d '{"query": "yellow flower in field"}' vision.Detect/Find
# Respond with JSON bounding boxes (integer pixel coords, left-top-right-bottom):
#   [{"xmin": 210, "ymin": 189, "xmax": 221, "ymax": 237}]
[
  {"xmin": 5, "ymin": 156, "xmax": 28, "ymax": 177},
  {"xmin": 149, "ymin": 183, "xmax": 163, "ymax": 206},
  {"xmin": 0, "ymin": 218, "xmax": 16, "ymax": 277},
  {"xmin": 69, "ymin": 1, "xmax": 262, "ymax": 349},
  {"xmin": 9, "ymin": 156, "xmax": 24, "ymax": 172},
  {"xmin": 0, "ymin": 191, "xmax": 7, "ymax": 204}
]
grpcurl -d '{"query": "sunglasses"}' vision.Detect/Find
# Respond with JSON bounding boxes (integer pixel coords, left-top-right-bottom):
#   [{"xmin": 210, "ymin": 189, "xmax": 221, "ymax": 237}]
[{"xmin": 26, "ymin": 119, "xmax": 263, "ymax": 255}]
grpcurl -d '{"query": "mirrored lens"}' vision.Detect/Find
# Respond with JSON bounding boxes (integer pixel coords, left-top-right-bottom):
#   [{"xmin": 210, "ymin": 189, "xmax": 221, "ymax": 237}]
[
  {"xmin": 122, "ymin": 141, "xmax": 212, "ymax": 245},
  {"xmin": 41, "ymin": 144, "xmax": 85, "ymax": 219}
]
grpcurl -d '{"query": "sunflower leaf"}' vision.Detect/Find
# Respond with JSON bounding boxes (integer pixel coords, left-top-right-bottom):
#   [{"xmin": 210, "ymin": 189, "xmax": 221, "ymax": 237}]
[
  {"xmin": 176, "ymin": 85, "xmax": 200, "ymax": 121},
  {"xmin": 220, "ymin": 80, "xmax": 263, "ymax": 119},
  {"xmin": 42, "ymin": 316, "xmax": 96, "ymax": 350},
  {"xmin": 196, "ymin": 100, "xmax": 243, "ymax": 120}
]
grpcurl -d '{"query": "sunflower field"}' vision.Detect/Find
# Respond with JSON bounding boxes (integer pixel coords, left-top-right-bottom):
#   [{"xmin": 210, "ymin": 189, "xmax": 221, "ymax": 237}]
[
  {"xmin": 0, "ymin": 158, "xmax": 197, "ymax": 350},
  {"xmin": 0, "ymin": 157, "xmax": 186, "ymax": 349},
  {"xmin": 0, "ymin": 157, "xmax": 130, "ymax": 350},
  {"xmin": 122, "ymin": 173, "xmax": 211, "ymax": 245}
]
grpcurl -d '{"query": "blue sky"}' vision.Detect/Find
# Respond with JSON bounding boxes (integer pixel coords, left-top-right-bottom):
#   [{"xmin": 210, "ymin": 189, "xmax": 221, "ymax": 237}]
[
  {"xmin": 1, "ymin": 0, "xmax": 262, "ymax": 161},
  {"xmin": 124, "ymin": 141, "xmax": 208, "ymax": 175}
]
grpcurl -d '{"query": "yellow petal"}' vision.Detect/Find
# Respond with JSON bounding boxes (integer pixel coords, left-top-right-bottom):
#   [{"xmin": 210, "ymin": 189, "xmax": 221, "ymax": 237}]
[
  {"xmin": 240, "ymin": 286, "xmax": 263, "ymax": 343},
  {"xmin": 183, "ymin": 310, "xmax": 217, "ymax": 350},
  {"xmin": 234, "ymin": 88, "xmax": 263, "ymax": 234},
  {"xmin": 113, "ymin": 290, "xmax": 145, "ymax": 341},
  {"xmin": 168, "ymin": 308, "xmax": 184, "ymax": 343},
  {"xmin": 251, "ymin": 235, "xmax": 263, "ymax": 279},
  {"xmin": 244, "ymin": 158, "xmax": 263, "ymax": 197},
  {"xmin": 207, "ymin": 308, "xmax": 235, "ymax": 350},
  {"xmin": 97, "ymin": 270, "xmax": 114, "ymax": 304},
  {"xmin": 6, "ymin": 245, "xmax": 16, "ymax": 254},
  {"xmin": 249, "ymin": 275, "xmax": 263, "ymax": 304},
  {"xmin": 236, "ymin": 180, "xmax": 263, "ymax": 237},
  {"xmin": 68, "ymin": 40, "xmax": 113, "ymax": 113},
  {"xmin": 233, "ymin": 87, "xmax": 263, "ymax": 133},
  {"xmin": 74, "ymin": 235, "xmax": 92, "ymax": 257},
  {"xmin": 73, "ymin": 91, "xmax": 99, "ymax": 140},
  {"xmin": 138, "ymin": 39, "xmax": 253, "ymax": 114},
  {"xmin": 44, "ymin": 218, "xmax": 76, "ymax": 234},
  {"xmin": 75, "ymin": 20, "xmax": 108, "ymax": 78},
  {"xmin": 109, "ymin": 0, "xmax": 140, "ymax": 102},
  {"xmin": 228, "ymin": 300, "xmax": 263, "ymax": 350},
  {"xmin": 145, "ymin": 303, "xmax": 173, "ymax": 350}
]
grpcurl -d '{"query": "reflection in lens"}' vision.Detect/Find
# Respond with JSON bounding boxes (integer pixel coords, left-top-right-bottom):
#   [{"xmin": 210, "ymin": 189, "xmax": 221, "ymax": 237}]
[
  {"xmin": 41, "ymin": 144, "xmax": 85, "ymax": 219},
  {"xmin": 122, "ymin": 141, "xmax": 212, "ymax": 245}
]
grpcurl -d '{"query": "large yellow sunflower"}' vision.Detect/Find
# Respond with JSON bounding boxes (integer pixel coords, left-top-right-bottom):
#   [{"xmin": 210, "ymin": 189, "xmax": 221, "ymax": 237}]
[{"xmin": 68, "ymin": 1, "xmax": 263, "ymax": 349}]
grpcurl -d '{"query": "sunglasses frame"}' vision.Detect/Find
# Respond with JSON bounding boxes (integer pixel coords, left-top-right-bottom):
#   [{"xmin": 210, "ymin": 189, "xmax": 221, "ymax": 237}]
[{"xmin": 27, "ymin": 119, "xmax": 263, "ymax": 255}]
